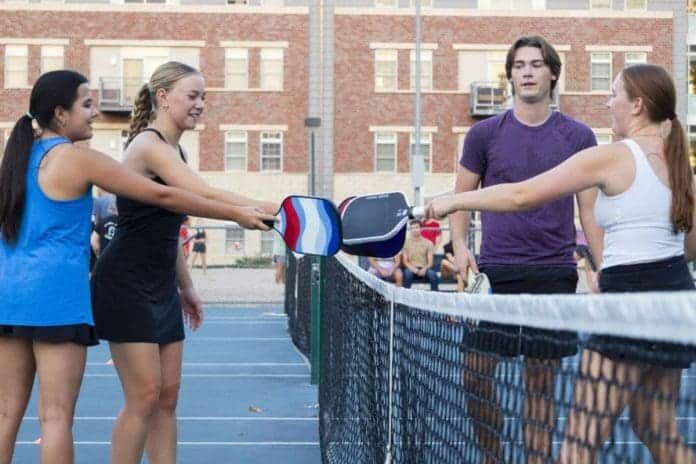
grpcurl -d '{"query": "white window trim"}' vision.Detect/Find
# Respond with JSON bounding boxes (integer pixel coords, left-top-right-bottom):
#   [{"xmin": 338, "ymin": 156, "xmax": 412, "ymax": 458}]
[
  {"xmin": 409, "ymin": 132, "xmax": 433, "ymax": 173},
  {"xmin": 409, "ymin": 49, "xmax": 433, "ymax": 91},
  {"xmin": 374, "ymin": 132, "xmax": 398, "ymax": 173},
  {"xmin": 225, "ymin": 48, "xmax": 249, "ymax": 90},
  {"xmin": 590, "ymin": 52, "xmax": 612, "ymax": 93},
  {"xmin": 259, "ymin": 48, "xmax": 284, "ymax": 91},
  {"xmin": 40, "ymin": 45, "xmax": 64, "ymax": 75},
  {"xmin": 375, "ymin": 49, "xmax": 398, "ymax": 92},
  {"xmin": 624, "ymin": 51, "xmax": 647, "ymax": 67},
  {"xmin": 589, "ymin": 0, "xmax": 612, "ymax": 9},
  {"xmin": 4, "ymin": 44, "xmax": 29, "ymax": 89},
  {"xmin": 624, "ymin": 0, "xmax": 646, "ymax": 10},
  {"xmin": 224, "ymin": 130, "xmax": 248, "ymax": 172},
  {"xmin": 260, "ymin": 131, "xmax": 283, "ymax": 172}
]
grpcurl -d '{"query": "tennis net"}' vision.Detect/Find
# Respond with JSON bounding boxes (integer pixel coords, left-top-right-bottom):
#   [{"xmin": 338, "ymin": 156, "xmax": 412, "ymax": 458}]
[{"xmin": 316, "ymin": 254, "xmax": 696, "ymax": 464}]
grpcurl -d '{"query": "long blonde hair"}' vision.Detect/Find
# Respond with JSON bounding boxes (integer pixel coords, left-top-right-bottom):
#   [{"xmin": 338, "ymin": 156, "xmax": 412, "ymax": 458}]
[{"xmin": 127, "ymin": 61, "xmax": 200, "ymax": 146}]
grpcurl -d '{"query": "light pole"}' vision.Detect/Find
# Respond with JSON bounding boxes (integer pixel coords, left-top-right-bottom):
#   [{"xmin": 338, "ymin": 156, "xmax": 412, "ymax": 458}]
[
  {"xmin": 412, "ymin": 0, "xmax": 424, "ymax": 207},
  {"xmin": 305, "ymin": 117, "xmax": 321, "ymax": 196}
]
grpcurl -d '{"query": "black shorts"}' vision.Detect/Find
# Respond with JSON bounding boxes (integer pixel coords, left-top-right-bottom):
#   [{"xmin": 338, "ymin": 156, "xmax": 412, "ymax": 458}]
[
  {"xmin": 463, "ymin": 265, "xmax": 579, "ymax": 359},
  {"xmin": 0, "ymin": 324, "xmax": 99, "ymax": 346},
  {"xmin": 587, "ymin": 255, "xmax": 696, "ymax": 369},
  {"xmin": 192, "ymin": 243, "xmax": 206, "ymax": 253}
]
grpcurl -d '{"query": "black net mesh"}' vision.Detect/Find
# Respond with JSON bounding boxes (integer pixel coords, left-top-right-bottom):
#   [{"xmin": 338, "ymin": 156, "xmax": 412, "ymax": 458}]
[
  {"xmin": 317, "ymin": 256, "xmax": 696, "ymax": 464},
  {"xmin": 284, "ymin": 253, "xmax": 312, "ymax": 358}
]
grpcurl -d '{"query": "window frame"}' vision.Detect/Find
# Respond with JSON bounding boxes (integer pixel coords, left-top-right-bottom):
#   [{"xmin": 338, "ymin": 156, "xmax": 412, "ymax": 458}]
[
  {"xmin": 409, "ymin": 132, "xmax": 433, "ymax": 173},
  {"xmin": 375, "ymin": 49, "xmax": 398, "ymax": 92},
  {"xmin": 260, "ymin": 48, "xmax": 284, "ymax": 91},
  {"xmin": 374, "ymin": 132, "xmax": 398, "ymax": 173},
  {"xmin": 225, "ymin": 130, "xmax": 248, "ymax": 172},
  {"xmin": 590, "ymin": 52, "xmax": 612, "ymax": 92},
  {"xmin": 4, "ymin": 44, "xmax": 29, "ymax": 89},
  {"xmin": 225, "ymin": 48, "xmax": 249, "ymax": 90},
  {"xmin": 260, "ymin": 131, "xmax": 283, "ymax": 172},
  {"xmin": 409, "ymin": 49, "xmax": 433, "ymax": 91}
]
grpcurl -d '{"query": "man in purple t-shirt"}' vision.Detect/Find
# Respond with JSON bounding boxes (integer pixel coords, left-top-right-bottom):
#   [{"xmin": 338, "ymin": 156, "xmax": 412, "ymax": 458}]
[{"xmin": 450, "ymin": 36, "xmax": 602, "ymax": 463}]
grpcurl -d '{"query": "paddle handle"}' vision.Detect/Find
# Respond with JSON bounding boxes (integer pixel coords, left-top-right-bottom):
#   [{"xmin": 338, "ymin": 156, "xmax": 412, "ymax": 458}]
[{"xmin": 410, "ymin": 206, "xmax": 425, "ymax": 218}]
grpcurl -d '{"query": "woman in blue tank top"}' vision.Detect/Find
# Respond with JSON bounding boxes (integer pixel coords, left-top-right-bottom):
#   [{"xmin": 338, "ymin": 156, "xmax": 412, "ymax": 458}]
[
  {"xmin": 427, "ymin": 64, "xmax": 696, "ymax": 462},
  {"xmin": 0, "ymin": 71, "xmax": 275, "ymax": 464}
]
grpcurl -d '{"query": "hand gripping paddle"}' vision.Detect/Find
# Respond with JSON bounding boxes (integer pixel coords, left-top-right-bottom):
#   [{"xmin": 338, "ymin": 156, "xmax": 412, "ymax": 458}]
[
  {"xmin": 263, "ymin": 196, "xmax": 342, "ymax": 257},
  {"xmin": 339, "ymin": 191, "xmax": 424, "ymax": 258}
]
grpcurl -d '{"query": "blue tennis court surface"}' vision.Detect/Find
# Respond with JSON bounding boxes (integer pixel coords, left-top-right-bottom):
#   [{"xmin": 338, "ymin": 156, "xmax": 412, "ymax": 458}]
[{"xmin": 13, "ymin": 306, "xmax": 321, "ymax": 464}]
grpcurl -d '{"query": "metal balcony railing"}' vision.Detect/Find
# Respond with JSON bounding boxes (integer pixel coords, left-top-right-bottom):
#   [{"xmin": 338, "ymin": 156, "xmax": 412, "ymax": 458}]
[{"xmin": 98, "ymin": 77, "xmax": 146, "ymax": 113}]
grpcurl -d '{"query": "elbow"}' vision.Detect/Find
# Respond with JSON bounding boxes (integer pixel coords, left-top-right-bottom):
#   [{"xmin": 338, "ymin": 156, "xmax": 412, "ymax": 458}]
[{"xmin": 509, "ymin": 187, "xmax": 535, "ymax": 211}]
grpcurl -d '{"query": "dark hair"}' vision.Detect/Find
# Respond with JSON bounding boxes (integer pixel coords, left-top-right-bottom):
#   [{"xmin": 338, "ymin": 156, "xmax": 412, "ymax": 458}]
[
  {"xmin": 0, "ymin": 70, "xmax": 88, "ymax": 244},
  {"xmin": 621, "ymin": 64, "xmax": 693, "ymax": 233},
  {"xmin": 505, "ymin": 35, "xmax": 562, "ymax": 99}
]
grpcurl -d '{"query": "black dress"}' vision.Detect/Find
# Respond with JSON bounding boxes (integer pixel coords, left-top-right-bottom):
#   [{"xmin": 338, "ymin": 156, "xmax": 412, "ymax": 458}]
[{"xmin": 91, "ymin": 129, "xmax": 187, "ymax": 344}]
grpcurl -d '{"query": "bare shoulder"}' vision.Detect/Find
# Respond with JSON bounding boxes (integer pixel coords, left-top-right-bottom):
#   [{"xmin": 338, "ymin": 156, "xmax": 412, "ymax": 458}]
[{"xmin": 124, "ymin": 130, "xmax": 178, "ymax": 162}]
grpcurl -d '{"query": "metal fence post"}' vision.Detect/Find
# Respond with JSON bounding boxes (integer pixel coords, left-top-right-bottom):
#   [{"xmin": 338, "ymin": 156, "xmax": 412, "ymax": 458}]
[{"xmin": 310, "ymin": 256, "xmax": 323, "ymax": 385}]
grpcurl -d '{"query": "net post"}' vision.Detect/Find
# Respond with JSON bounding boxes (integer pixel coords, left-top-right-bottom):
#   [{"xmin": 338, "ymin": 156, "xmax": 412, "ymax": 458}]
[
  {"xmin": 384, "ymin": 288, "xmax": 395, "ymax": 464},
  {"xmin": 310, "ymin": 255, "xmax": 324, "ymax": 385}
]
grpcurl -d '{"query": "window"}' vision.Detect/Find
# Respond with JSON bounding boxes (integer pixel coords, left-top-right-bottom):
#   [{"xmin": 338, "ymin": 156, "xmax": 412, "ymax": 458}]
[
  {"xmin": 260, "ymin": 48, "xmax": 283, "ymax": 91},
  {"xmin": 410, "ymin": 133, "xmax": 432, "ymax": 173},
  {"xmin": 458, "ymin": 51, "xmax": 507, "ymax": 92},
  {"xmin": 690, "ymin": 0, "xmax": 696, "ymax": 13},
  {"xmin": 590, "ymin": 52, "xmax": 612, "ymax": 92},
  {"xmin": 624, "ymin": 0, "xmax": 645, "ymax": 9},
  {"xmin": 375, "ymin": 49, "xmax": 398, "ymax": 91},
  {"xmin": 410, "ymin": 49, "xmax": 432, "ymax": 91},
  {"xmin": 225, "ymin": 228, "xmax": 245, "ymax": 254},
  {"xmin": 261, "ymin": 231, "xmax": 274, "ymax": 256},
  {"xmin": 124, "ymin": 0, "xmax": 166, "ymax": 3},
  {"xmin": 225, "ymin": 131, "xmax": 247, "ymax": 171},
  {"xmin": 375, "ymin": 132, "xmax": 397, "ymax": 172},
  {"xmin": 41, "ymin": 46, "xmax": 64, "ymax": 74},
  {"xmin": 595, "ymin": 133, "xmax": 612, "ymax": 145},
  {"xmin": 225, "ymin": 48, "xmax": 248, "ymax": 90},
  {"xmin": 4, "ymin": 45, "xmax": 28, "ymax": 88},
  {"xmin": 260, "ymin": 132, "xmax": 282, "ymax": 171},
  {"xmin": 409, "ymin": 0, "xmax": 432, "ymax": 6},
  {"xmin": 375, "ymin": 0, "xmax": 396, "ymax": 6},
  {"xmin": 590, "ymin": 0, "xmax": 611, "ymax": 8},
  {"xmin": 487, "ymin": 0, "xmax": 532, "ymax": 8},
  {"xmin": 624, "ymin": 52, "xmax": 646, "ymax": 67},
  {"xmin": 479, "ymin": 0, "xmax": 544, "ymax": 8},
  {"xmin": 227, "ymin": 0, "xmax": 249, "ymax": 3}
]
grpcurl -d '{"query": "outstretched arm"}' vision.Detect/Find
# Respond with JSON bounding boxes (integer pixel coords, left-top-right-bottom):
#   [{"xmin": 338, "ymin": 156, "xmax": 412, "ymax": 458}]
[{"xmin": 428, "ymin": 144, "xmax": 613, "ymax": 218}]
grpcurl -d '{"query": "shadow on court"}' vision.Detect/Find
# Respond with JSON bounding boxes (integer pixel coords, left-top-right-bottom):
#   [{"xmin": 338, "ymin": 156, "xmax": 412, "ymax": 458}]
[{"xmin": 13, "ymin": 306, "xmax": 321, "ymax": 464}]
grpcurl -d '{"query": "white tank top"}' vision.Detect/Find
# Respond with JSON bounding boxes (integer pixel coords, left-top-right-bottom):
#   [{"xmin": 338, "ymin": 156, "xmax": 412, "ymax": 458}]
[{"xmin": 595, "ymin": 139, "xmax": 684, "ymax": 270}]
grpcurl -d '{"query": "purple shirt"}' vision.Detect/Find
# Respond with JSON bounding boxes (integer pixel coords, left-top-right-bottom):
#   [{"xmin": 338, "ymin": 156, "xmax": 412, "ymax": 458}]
[{"xmin": 460, "ymin": 110, "xmax": 597, "ymax": 267}]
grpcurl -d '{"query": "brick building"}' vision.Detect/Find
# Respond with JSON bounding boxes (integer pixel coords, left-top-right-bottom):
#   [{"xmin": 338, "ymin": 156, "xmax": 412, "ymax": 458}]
[{"xmin": 0, "ymin": 0, "xmax": 685, "ymax": 263}]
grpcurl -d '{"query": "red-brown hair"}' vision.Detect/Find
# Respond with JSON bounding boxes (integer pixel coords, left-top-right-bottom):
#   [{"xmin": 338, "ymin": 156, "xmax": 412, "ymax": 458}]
[{"xmin": 622, "ymin": 64, "xmax": 693, "ymax": 233}]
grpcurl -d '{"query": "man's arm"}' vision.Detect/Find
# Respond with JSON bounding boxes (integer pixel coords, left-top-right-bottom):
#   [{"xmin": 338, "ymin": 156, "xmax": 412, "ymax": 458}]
[{"xmin": 449, "ymin": 166, "xmax": 481, "ymax": 275}]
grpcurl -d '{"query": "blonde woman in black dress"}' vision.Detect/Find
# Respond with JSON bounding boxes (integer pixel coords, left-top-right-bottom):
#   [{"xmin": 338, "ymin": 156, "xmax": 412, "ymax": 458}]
[{"xmin": 91, "ymin": 62, "xmax": 277, "ymax": 464}]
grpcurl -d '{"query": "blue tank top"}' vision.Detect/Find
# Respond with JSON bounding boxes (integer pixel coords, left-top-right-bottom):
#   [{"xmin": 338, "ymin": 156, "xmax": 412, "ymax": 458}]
[{"xmin": 0, "ymin": 137, "xmax": 94, "ymax": 326}]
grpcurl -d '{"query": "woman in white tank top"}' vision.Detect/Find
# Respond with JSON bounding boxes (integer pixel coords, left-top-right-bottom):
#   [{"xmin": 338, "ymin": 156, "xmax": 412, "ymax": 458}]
[{"xmin": 427, "ymin": 64, "xmax": 696, "ymax": 462}]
